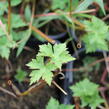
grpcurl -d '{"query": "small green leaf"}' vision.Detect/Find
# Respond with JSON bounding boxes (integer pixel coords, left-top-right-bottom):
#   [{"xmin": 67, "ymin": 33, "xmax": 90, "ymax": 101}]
[
  {"xmin": 15, "ymin": 69, "xmax": 27, "ymax": 82},
  {"xmin": 82, "ymin": 16, "xmax": 109, "ymax": 53},
  {"xmin": 0, "ymin": 36, "xmax": 15, "ymax": 59},
  {"xmin": 16, "ymin": 29, "xmax": 31, "ymax": 56},
  {"xmin": 46, "ymin": 97, "xmax": 74, "ymax": 109},
  {"xmin": 46, "ymin": 98, "xmax": 59, "ymax": 109},
  {"xmin": 0, "ymin": 46, "xmax": 10, "ymax": 59},
  {"xmin": 70, "ymin": 78, "xmax": 104, "ymax": 109},
  {"xmin": 24, "ymin": 5, "xmax": 31, "ymax": 22},
  {"xmin": 51, "ymin": 0, "xmax": 68, "ymax": 10}
]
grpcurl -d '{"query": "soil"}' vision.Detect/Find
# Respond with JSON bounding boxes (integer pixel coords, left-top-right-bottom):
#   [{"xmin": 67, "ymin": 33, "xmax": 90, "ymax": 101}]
[{"xmin": 0, "ymin": 85, "xmax": 57, "ymax": 109}]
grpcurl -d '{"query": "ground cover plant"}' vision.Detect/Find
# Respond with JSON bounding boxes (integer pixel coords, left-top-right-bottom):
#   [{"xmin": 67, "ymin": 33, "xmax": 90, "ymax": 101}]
[{"xmin": 0, "ymin": 0, "xmax": 109, "ymax": 109}]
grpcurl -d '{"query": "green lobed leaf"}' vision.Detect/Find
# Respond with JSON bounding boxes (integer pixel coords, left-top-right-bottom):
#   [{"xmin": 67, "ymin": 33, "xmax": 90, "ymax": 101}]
[
  {"xmin": 82, "ymin": 16, "xmax": 109, "ymax": 53},
  {"xmin": 28, "ymin": 43, "xmax": 75, "ymax": 85},
  {"xmin": 46, "ymin": 97, "xmax": 59, "ymax": 109},
  {"xmin": 28, "ymin": 57, "xmax": 57, "ymax": 85},
  {"xmin": 70, "ymin": 78, "xmax": 104, "ymax": 108},
  {"xmin": 46, "ymin": 97, "xmax": 74, "ymax": 109},
  {"xmin": 38, "ymin": 43, "xmax": 75, "ymax": 68}
]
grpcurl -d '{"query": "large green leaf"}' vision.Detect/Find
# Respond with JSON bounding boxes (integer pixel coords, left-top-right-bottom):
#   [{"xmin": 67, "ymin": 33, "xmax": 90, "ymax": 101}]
[{"xmin": 27, "ymin": 43, "xmax": 75, "ymax": 85}]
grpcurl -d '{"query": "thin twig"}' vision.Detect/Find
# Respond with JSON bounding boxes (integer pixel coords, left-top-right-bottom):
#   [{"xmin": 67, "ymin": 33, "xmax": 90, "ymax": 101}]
[
  {"xmin": 62, "ymin": 57, "xmax": 109, "ymax": 72},
  {"xmin": 98, "ymin": 105, "xmax": 106, "ymax": 109},
  {"xmin": 31, "ymin": 25, "xmax": 56, "ymax": 44},
  {"xmin": 0, "ymin": 86, "xmax": 17, "ymax": 98},
  {"xmin": 102, "ymin": 51, "xmax": 109, "ymax": 75},
  {"xmin": 102, "ymin": 14, "xmax": 109, "ymax": 21},
  {"xmin": 52, "ymin": 80, "xmax": 67, "ymax": 95}
]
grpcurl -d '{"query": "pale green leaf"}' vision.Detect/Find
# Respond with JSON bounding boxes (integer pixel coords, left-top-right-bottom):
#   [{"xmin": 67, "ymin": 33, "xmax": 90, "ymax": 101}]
[
  {"xmin": 28, "ymin": 43, "xmax": 75, "ymax": 85},
  {"xmin": 27, "ymin": 57, "xmax": 44, "ymax": 69},
  {"xmin": 0, "ymin": 46, "xmax": 10, "ymax": 59},
  {"xmin": 16, "ymin": 29, "xmax": 31, "ymax": 56},
  {"xmin": 29, "ymin": 70, "xmax": 43, "ymax": 85},
  {"xmin": 76, "ymin": 0, "xmax": 93, "ymax": 12},
  {"xmin": 11, "ymin": 14, "xmax": 27, "ymax": 28},
  {"xmin": 24, "ymin": 5, "xmax": 31, "ymax": 22},
  {"xmin": 42, "ymin": 71, "xmax": 53, "ymax": 86},
  {"xmin": 46, "ymin": 98, "xmax": 59, "ymax": 109},
  {"xmin": 0, "ymin": 1, "xmax": 8, "ymax": 16},
  {"xmin": 70, "ymin": 78, "xmax": 104, "ymax": 109},
  {"xmin": 11, "ymin": 0, "xmax": 22, "ymax": 6},
  {"xmin": 82, "ymin": 16, "xmax": 109, "ymax": 53},
  {"xmin": 46, "ymin": 97, "xmax": 74, "ymax": 109},
  {"xmin": 0, "ymin": 36, "xmax": 14, "ymax": 59},
  {"xmin": 38, "ymin": 43, "xmax": 53, "ymax": 57}
]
